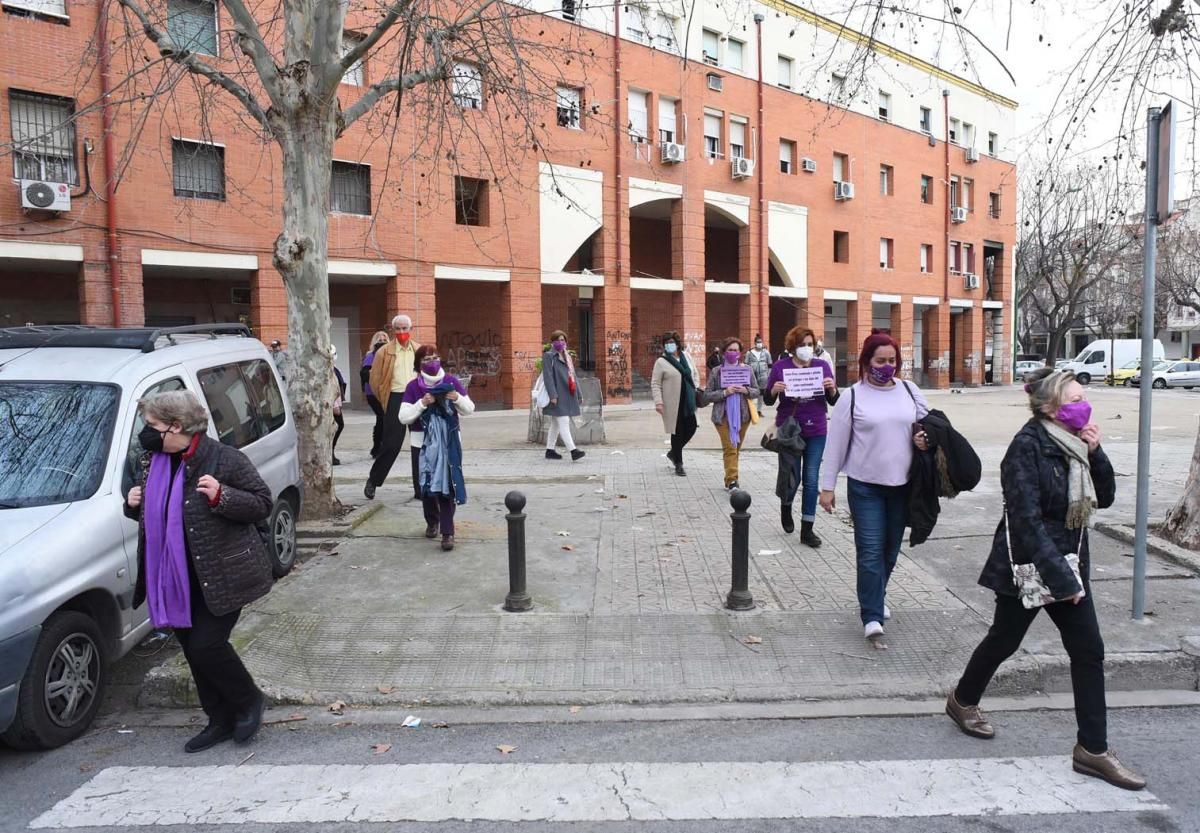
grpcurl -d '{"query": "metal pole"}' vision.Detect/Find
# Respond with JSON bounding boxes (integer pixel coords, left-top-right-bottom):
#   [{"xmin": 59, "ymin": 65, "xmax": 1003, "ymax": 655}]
[
  {"xmin": 725, "ymin": 490, "xmax": 754, "ymax": 610},
  {"xmin": 1133, "ymin": 107, "xmax": 1162, "ymax": 621},
  {"xmin": 503, "ymin": 491, "xmax": 533, "ymax": 612}
]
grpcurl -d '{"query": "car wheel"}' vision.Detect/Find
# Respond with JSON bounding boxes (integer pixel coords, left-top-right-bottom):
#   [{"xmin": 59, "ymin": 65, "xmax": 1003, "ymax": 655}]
[
  {"xmin": 1124, "ymin": 379, "xmax": 1132, "ymax": 387},
  {"xmin": 267, "ymin": 496, "xmax": 298, "ymax": 577},
  {"xmin": 1, "ymin": 611, "xmax": 106, "ymax": 750},
  {"xmin": 1076, "ymin": 373, "xmax": 1091, "ymax": 386},
  {"xmin": 1153, "ymin": 378, "xmax": 1167, "ymax": 389}
]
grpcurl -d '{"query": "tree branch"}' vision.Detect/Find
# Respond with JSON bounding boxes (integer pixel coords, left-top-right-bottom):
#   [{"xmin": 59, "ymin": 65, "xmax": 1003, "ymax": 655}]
[
  {"xmin": 220, "ymin": 0, "xmax": 286, "ymax": 110},
  {"xmin": 340, "ymin": 63, "xmax": 448, "ymax": 131}
]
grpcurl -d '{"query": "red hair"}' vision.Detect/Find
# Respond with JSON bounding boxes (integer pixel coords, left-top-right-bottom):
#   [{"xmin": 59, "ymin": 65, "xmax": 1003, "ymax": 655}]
[{"xmin": 858, "ymin": 330, "xmax": 901, "ymax": 378}]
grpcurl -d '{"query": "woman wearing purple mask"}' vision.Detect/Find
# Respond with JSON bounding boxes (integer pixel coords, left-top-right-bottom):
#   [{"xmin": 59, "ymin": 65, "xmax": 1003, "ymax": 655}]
[
  {"xmin": 819, "ymin": 331, "xmax": 929, "ymax": 641},
  {"xmin": 945, "ymin": 369, "xmax": 1142, "ymax": 791},
  {"xmin": 702, "ymin": 337, "xmax": 760, "ymax": 491},
  {"xmin": 541, "ymin": 329, "xmax": 585, "ymax": 462}
]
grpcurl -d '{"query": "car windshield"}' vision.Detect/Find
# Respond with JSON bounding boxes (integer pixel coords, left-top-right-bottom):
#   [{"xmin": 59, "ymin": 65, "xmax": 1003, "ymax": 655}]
[
  {"xmin": 0, "ymin": 382, "xmax": 119, "ymax": 509},
  {"xmin": 1154, "ymin": 361, "xmax": 1170, "ymax": 370},
  {"xmin": 1121, "ymin": 360, "xmax": 1140, "ymax": 370}
]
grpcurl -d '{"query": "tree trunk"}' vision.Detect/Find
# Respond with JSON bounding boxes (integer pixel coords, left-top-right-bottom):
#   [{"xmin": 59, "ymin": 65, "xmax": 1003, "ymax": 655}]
[
  {"xmin": 273, "ymin": 113, "xmax": 341, "ymax": 519},
  {"xmin": 1163, "ymin": 419, "xmax": 1200, "ymax": 549}
]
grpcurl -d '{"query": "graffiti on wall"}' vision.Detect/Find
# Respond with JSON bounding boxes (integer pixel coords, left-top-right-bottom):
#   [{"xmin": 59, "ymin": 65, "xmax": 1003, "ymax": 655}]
[
  {"xmin": 900, "ymin": 344, "xmax": 914, "ymax": 374},
  {"xmin": 927, "ymin": 353, "xmax": 950, "ymax": 371},
  {"xmin": 512, "ymin": 350, "xmax": 539, "ymax": 374},
  {"xmin": 605, "ymin": 329, "xmax": 632, "ymax": 398},
  {"xmin": 443, "ymin": 330, "xmax": 502, "ymax": 389}
]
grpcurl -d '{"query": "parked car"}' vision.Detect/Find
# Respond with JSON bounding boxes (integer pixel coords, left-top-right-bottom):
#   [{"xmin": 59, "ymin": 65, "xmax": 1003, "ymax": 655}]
[
  {"xmin": 1015, "ymin": 359, "xmax": 1044, "ymax": 379},
  {"xmin": 1107, "ymin": 359, "xmax": 1170, "ymax": 386},
  {"xmin": 0, "ymin": 324, "xmax": 302, "ymax": 749},
  {"xmin": 1130, "ymin": 359, "xmax": 1200, "ymax": 389},
  {"xmin": 1059, "ymin": 338, "xmax": 1166, "ymax": 385}
]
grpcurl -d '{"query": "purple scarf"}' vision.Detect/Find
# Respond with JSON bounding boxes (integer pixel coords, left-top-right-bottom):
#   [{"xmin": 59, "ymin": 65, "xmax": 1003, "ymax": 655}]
[
  {"xmin": 143, "ymin": 453, "xmax": 193, "ymax": 628},
  {"xmin": 724, "ymin": 364, "xmax": 743, "ymax": 447}
]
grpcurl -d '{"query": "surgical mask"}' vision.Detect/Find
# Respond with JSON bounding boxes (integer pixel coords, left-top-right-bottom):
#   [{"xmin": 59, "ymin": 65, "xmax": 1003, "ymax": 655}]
[
  {"xmin": 138, "ymin": 424, "xmax": 168, "ymax": 453},
  {"xmin": 867, "ymin": 363, "xmax": 896, "ymax": 385},
  {"xmin": 552, "ymin": 340, "xmax": 566, "ymax": 352},
  {"xmin": 796, "ymin": 346, "xmax": 815, "ymax": 362},
  {"xmin": 664, "ymin": 343, "xmax": 678, "ymax": 354},
  {"xmin": 397, "ymin": 332, "xmax": 411, "ymax": 344},
  {"xmin": 1056, "ymin": 401, "xmax": 1092, "ymax": 432},
  {"xmin": 724, "ymin": 351, "xmax": 741, "ymax": 364},
  {"xmin": 754, "ymin": 342, "xmax": 763, "ymax": 350},
  {"xmin": 421, "ymin": 360, "xmax": 442, "ymax": 375}
]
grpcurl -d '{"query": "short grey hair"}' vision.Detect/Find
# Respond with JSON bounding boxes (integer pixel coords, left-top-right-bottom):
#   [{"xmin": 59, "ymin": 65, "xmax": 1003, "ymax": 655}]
[
  {"xmin": 139, "ymin": 390, "xmax": 210, "ymax": 434},
  {"xmin": 1025, "ymin": 368, "xmax": 1076, "ymax": 418},
  {"xmin": 391, "ymin": 314, "xmax": 412, "ymax": 329}
]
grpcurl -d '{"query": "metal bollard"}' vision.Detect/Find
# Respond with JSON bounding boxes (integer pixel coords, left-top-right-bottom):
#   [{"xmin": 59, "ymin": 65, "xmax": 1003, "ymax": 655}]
[
  {"xmin": 503, "ymin": 491, "xmax": 533, "ymax": 612},
  {"xmin": 725, "ymin": 489, "xmax": 754, "ymax": 610}
]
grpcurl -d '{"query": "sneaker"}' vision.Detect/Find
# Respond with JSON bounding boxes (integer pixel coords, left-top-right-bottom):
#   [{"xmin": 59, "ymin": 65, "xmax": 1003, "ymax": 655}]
[
  {"xmin": 570, "ymin": 449, "xmax": 586, "ymax": 461},
  {"xmin": 545, "ymin": 449, "xmax": 563, "ymax": 460},
  {"xmin": 864, "ymin": 621, "xmax": 884, "ymax": 640},
  {"xmin": 184, "ymin": 721, "xmax": 234, "ymax": 753},
  {"xmin": 884, "ymin": 604, "xmax": 892, "ymax": 620},
  {"xmin": 1072, "ymin": 745, "xmax": 1147, "ymax": 791},
  {"xmin": 363, "ymin": 480, "xmax": 376, "ymax": 500},
  {"xmin": 945, "ymin": 692, "xmax": 995, "ymax": 739},
  {"xmin": 727, "ymin": 481, "xmax": 740, "ymax": 492}
]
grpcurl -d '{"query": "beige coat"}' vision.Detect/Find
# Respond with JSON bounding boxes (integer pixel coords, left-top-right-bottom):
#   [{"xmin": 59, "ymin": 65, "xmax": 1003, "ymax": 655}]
[{"xmin": 651, "ymin": 352, "xmax": 701, "ymax": 434}]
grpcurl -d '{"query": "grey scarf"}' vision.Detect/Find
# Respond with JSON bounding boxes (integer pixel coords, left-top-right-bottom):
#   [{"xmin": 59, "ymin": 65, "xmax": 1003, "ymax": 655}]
[{"xmin": 1042, "ymin": 420, "xmax": 1096, "ymax": 529}]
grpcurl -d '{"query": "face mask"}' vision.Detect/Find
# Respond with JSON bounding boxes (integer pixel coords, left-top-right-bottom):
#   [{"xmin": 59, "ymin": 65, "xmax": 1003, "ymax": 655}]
[
  {"xmin": 754, "ymin": 342, "xmax": 763, "ymax": 350},
  {"xmin": 552, "ymin": 340, "xmax": 566, "ymax": 352},
  {"xmin": 724, "ymin": 351, "xmax": 741, "ymax": 364},
  {"xmin": 867, "ymin": 363, "xmax": 896, "ymax": 385},
  {"xmin": 139, "ymin": 423, "xmax": 168, "ymax": 453},
  {"xmin": 421, "ymin": 360, "xmax": 442, "ymax": 375},
  {"xmin": 397, "ymin": 332, "xmax": 411, "ymax": 345},
  {"xmin": 373, "ymin": 341, "xmax": 386, "ymax": 351},
  {"xmin": 796, "ymin": 346, "xmax": 815, "ymax": 362},
  {"xmin": 664, "ymin": 343, "xmax": 678, "ymax": 354},
  {"xmin": 1056, "ymin": 401, "xmax": 1092, "ymax": 431}
]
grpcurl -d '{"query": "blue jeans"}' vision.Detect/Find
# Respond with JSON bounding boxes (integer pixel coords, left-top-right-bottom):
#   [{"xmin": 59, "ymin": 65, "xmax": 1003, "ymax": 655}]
[
  {"xmin": 846, "ymin": 477, "xmax": 910, "ymax": 626},
  {"xmin": 787, "ymin": 434, "xmax": 827, "ymax": 522}
]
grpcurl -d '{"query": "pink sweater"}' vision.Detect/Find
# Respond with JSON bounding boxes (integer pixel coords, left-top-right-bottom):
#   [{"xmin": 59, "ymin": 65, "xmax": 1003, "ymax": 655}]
[{"xmin": 819, "ymin": 380, "xmax": 930, "ymax": 490}]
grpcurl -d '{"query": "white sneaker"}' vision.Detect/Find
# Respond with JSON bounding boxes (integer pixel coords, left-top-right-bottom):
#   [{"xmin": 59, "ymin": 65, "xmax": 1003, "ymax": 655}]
[
  {"xmin": 884, "ymin": 604, "xmax": 892, "ymax": 620},
  {"xmin": 864, "ymin": 621, "xmax": 885, "ymax": 639}
]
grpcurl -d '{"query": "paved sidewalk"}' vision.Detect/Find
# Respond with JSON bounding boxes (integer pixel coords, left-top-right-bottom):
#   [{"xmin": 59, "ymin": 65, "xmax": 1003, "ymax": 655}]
[{"xmin": 142, "ymin": 400, "xmax": 1200, "ymax": 708}]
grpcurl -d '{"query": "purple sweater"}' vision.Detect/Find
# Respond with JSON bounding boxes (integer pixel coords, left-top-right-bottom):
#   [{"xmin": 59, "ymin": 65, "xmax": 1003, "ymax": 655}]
[
  {"xmin": 766, "ymin": 357, "xmax": 834, "ymax": 437},
  {"xmin": 819, "ymin": 379, "xmax": 930, "ymax": 490}
]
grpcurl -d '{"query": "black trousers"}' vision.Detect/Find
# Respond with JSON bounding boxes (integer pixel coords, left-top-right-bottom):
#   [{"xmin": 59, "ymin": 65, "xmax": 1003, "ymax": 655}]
[
  {"xmin": 174, "ymin": 590, "xmax": 258, "ymax": 726},
  {"xmin": 369, "ymin": 395, "xmax": 419, "ymax": 495},
  {"xmin": 670, "ymin": 413, "xmax": 698, "ymax": 464},
  {"xmin": 332, "ymin": 412, "xmax": 345, "ymax": 454},
  {"xmin": 366, "ymin": 394, "xmax": 385, "ymax": 454},
  {"xmin": 955, "ymin": 590, "xmax": 1107, "ymax": 754}
]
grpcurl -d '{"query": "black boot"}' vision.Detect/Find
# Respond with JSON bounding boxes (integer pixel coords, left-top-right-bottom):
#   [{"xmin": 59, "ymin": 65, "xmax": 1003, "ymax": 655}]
[
  {"xmin": 781, "ymin": 502, "xmax": 795, "ymax": 534},
  {"xmin": 184, "ymin": 721, "xmax": 234, "ymax": 753},
  {"xmin": 800, "ymin": 520, "xmax": 822, "ymax": 548}
]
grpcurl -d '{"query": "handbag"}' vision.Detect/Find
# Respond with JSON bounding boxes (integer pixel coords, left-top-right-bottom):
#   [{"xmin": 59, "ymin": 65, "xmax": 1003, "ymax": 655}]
[
  {"xmin": 1005, "ymin": 507, "xmax": 1085, "ymax": 609},
  {"xmin": 531, "ymin": 375, "xmax": 550, "ymax": 409}
]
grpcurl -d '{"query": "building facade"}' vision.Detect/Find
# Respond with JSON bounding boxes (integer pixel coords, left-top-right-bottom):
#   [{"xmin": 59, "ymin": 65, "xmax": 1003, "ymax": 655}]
[{"xmin": 0, "ymin": 0, "xmax": 1017, "ymax": 406}]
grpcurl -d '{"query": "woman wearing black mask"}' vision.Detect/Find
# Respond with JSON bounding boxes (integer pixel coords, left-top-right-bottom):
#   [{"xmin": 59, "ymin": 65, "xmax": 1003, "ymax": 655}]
[
  {"xmin": 651, "ymin": 331, "xmax": 702, "ymax": 476},
  {"xmin": 124, "ymin": 390, "xmax": 273, "ymax": 753},
  {"xmin": 361, "ymin": 330, "xmax": 389, "ymax": 457}
]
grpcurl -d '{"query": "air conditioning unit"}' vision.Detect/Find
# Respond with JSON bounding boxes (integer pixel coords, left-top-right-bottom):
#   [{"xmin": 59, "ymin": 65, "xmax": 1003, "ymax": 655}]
[
  {"xmin": 661, "ymin": 142, "xmax": 686, "ymax": 164},
  {"xmin": 707, "ymin": 73, "xmax": 723, "ymax": 92},
  {"xmin": 964, "ymin": 272, "xmax": 980, "ymax": 290},
  {"xmin": 951, "ymin": 206, "xmax": 968, "ymax": 223},
  {"xmin": 731, "ymin": 157, "xmax": 754, "ymax": 179},
  {"xmin": 965, "ymin": 146, "xmax": 980, "ymax": 163},
  {"xmin": 801, "ymin": 157, "xmax": 817, "ymax": 173},
  {"xmin": 834, "ymin": 180, "xmax": 855, "ymax": 200},
  {"xmin": 20, "ymin": 179, "xmax": 70, "ymax": 212}
]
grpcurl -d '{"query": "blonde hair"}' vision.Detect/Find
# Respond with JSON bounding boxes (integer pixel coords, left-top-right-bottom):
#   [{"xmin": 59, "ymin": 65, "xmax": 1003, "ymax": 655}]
[
  {"xmin": 139, "ymin": 390, "xmax": 209, "ymax": 434},
  {"xmin": 1025, "ymin": 368, "xmax": 1076, "ymax": 418},
  {"xmin": 370, "ymin": 330, "xmax": 389, "ymax": 346}
]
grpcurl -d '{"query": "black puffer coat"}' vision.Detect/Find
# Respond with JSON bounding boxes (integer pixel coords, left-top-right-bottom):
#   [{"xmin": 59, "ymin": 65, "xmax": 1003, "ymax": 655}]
[
  {"xmin": 978, "ymin": 419, "xmax": 1116, "ymax": 598},
  {"xmin": 126, "ymin": 434, "xmax": 274, "ymax": 616}
]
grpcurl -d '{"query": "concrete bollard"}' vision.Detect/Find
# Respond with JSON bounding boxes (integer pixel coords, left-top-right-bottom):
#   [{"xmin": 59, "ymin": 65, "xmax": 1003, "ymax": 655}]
[
  {"xmin": 725, "ymin": 489, "xmax": 754, "ymax": 611},
  {"xmin": 503, "ymin": 491, "xmax": 533, "ymax": 612}
]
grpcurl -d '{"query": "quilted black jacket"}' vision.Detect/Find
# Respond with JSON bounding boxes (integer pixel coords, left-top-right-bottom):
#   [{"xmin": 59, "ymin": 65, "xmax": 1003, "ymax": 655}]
[
  {"xmin": 978, "ymin": 419, "xmax": 1116, "ymax": 598},
  {"xmin": 126, "ymin": 434, "xmax": 274, "ymax": 617}
]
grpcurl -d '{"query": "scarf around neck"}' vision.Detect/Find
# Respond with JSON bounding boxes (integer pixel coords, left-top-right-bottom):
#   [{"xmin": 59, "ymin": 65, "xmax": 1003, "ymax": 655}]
[
  {"xmin": 143, "ymin": 452, "xmax": 192, "ymax": 628},
  {"xmin": 1042, "ymin": 419, "xmax": 1097, "ymax": 529},
  {"xmin": 723, "ymin": 362, "xmax": 744, "ymax": 447},
  {"xmin": 662, "ymin": 352, "xmax": 697, "ymax": 419}
]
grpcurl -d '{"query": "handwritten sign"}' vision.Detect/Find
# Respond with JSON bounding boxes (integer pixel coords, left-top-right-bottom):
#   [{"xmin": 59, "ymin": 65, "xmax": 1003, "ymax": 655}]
[
  {"xmin": 720, "ymin": 365, "xmax": 752, "ymax": 388},
  {"xmin": 783, "ymin": 367, "xmax": 825, "ymax": 398}
]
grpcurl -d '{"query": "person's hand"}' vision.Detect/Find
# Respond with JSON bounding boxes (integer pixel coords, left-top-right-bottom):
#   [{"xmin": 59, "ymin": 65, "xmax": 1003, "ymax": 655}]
[
  {"xmin": 823, "ymin": 378, "xmax": 836, "ymax": 391},
  {"xmin": 550, "ymin": 397, "xmax": 558, "ymax": 406},
  {"xmin": 771, "ymin": 381, "xmax": 787, "ymax": 395},
  {"xmin": 655, "ymin": 403, "xmax": 664, "ymax": 415},
  {"xmin": 446, "ymin": 391, "xmax": 460, "ymax": 402},
  {"xmin": 126, "ymin": 486, "xmax": 142, "ymax": 509},
  {"xmin": 914, "ymin": 430, "xmax": 929, "ymax": 451},
  {"xmin": 196, "ymin": 475, "xmax": 221, "ymax": 503},
  {"xmin": 819, "ymin": 490, "xmax": 836, "ymax": 513},
  {"xmin": 1069, "ymin": 590, "xmax": 1086, "ymax": 605},
  {"xmin": 737, "ymin": 385, "xmax": 750, "ymax": 395},
  {"xmin": 1079, "ymin": 423, "xmax": 1101, "ymax": 452},
  {"xmin": 421, "ymin": 393, "xmax": 435, "ymax": 406}
]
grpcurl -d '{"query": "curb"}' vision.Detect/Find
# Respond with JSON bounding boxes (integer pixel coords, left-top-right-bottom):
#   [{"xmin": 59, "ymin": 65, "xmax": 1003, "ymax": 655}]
[{"xmin": 1095, "ymin": 522, "xmax": 1200, "ymax": 575}]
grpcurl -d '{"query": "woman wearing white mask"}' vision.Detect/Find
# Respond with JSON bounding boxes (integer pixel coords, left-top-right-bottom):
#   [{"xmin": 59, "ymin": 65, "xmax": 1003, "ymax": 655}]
[{"xmin": 651, "ymin": 331, "xmax": 702, "ymax": 476}]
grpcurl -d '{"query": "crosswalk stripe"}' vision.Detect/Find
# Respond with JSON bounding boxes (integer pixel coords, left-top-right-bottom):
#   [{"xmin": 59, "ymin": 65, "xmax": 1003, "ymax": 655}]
[{"xmin": 30, "ymin": 757, "xmax": 1164, "ymax": 827}]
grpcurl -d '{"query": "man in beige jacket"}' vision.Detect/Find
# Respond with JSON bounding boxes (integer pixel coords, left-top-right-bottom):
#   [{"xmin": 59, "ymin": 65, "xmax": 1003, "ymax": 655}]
[{"xmin": 364, "ymin": 314, "xmax": 420, "ymax": 499}]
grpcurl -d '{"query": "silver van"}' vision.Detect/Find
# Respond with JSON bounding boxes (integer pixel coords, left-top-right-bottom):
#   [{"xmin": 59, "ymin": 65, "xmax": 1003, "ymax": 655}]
[{"xmin": 0, "ymin": 325, "xmax": 302, "ymax": 749}]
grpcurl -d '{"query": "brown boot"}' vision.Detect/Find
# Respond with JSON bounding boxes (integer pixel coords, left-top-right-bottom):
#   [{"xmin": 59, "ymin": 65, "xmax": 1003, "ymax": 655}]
[
  {"xmin": 1072, "ymin": 745, "xmax": 1147, "ymax": 791},
  {"xmin": 441, "ymin": 535, "xmax": 455, "ymax": 551},
  {"xmin": 424, "ymin": 523, "xmax": 438, "ymax": 539},
  {"xmin": 945, "ymin": 692, "xmax": 995, "ymax": 739}
]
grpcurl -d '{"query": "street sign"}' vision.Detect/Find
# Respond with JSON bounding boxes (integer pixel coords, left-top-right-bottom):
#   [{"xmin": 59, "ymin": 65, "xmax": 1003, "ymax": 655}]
[{"xmin": 1156, "ymin": 101, "xmax": 1175, "ymax": 224}]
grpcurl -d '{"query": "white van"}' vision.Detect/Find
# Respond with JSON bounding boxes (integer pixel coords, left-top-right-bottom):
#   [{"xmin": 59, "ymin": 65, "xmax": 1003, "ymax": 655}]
[{"xmin": 1060, "ymin": 339, "xmax": 1166, "ymax": 385}]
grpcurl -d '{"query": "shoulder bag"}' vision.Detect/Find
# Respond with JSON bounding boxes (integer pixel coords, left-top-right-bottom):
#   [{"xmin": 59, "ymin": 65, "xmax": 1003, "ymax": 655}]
[{"xmin": 1005, "ymin": 506, "xmax": 1085, "ymax": 609}]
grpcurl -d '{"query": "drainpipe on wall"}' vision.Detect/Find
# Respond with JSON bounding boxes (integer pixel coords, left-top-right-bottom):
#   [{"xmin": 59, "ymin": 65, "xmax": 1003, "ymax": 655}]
[
  {"xmin": 613, "ymin": 3, "xmax": 623, "ymax": 287},
  {"xmin": 98, "ymin": 5, "xmax": 122, "ymax": 327},
  {"xmin": 942, "ymin": 89, "xmax": 951, "ymax": 305},
  {"xmin": 754, "ymin": 13, "xmax": 766, "ymax": 340}
]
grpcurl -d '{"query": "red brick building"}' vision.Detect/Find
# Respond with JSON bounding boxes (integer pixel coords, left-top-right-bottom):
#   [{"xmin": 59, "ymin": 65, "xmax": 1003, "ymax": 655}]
[{"xmin": 0, "ymin": 0, "xmax": 1016, "ymax": 406}]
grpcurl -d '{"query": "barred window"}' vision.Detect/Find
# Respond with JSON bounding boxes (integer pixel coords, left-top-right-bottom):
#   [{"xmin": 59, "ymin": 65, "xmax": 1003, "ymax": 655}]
[
  {"xmin": 167, "ymin": 0, "xmax": 217, "ymax": 57},
  {"xmin": 9, "ymin": 91, "xmax": 77, "ymax": 185},
  {"xmin": 454, "ymin": 176, "xmax": 487, "ymax": 226},
  {"xmin": 341, "ymin": 33, "xmax": 365, "ymax": 86},
  {"xmin": 331, "ymin": 161, "xmax": 370, "ymax": 215},
  {"xmin": 172, "ymin": 139, "xmax": 225, "ymax": 200},
  {"xmin": 556, "ymin": 87, "xmax": 581, "ymax": 129},
  {"xmin": 451, "ymin": 62, "xmax": 482, "ymax": 109}
]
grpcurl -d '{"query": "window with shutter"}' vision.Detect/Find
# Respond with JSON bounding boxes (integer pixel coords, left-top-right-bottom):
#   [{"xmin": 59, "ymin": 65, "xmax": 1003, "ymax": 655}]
[
  {"xmin": 703, "ymin": 112, "xmax": 722, "ymax": 158},
  {"xmin": 167, "ymin": 0, "xmax": 218, "ymax": 56},
  {"xmin": 777, "ymin": 56, "xmax": 793, "ymax": 89},
  {"xmin": 3, "ymin": 0, "xmax": 67, "ymax": 16},
  {"xmin": 628, "ymin": 90, "xmax": 649, "ymax": 141},
  {"xmin": 451, "ymin": 62, "xmax": 483, "ymax": 109},
  {"xmin": 729, "ymin": 119, "xmax": 746, "ymax": 159},
  {"xmin": 341, "ymin": 34, "xmax": 365, "ymax": 86},
  {"xmin": 658, "ymin": 98, "xmax": 677, "ymax": 144},
  {"xmin": 779, "ymin": 140, "xmax": 794, "ymax": 174},
  {"xmin": 726, "ymin": 39, "xmax": 744, "ymax": 71},
  {"xmin": 556, "ymin": 87, "xmax": 581, "ymax": 129}
]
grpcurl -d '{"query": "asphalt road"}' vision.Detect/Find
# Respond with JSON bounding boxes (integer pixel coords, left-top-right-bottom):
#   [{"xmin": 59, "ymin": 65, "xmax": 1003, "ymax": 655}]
[{"xmin": 3, "ymin": 704, "xmax": 1197, "ymax": 832}]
